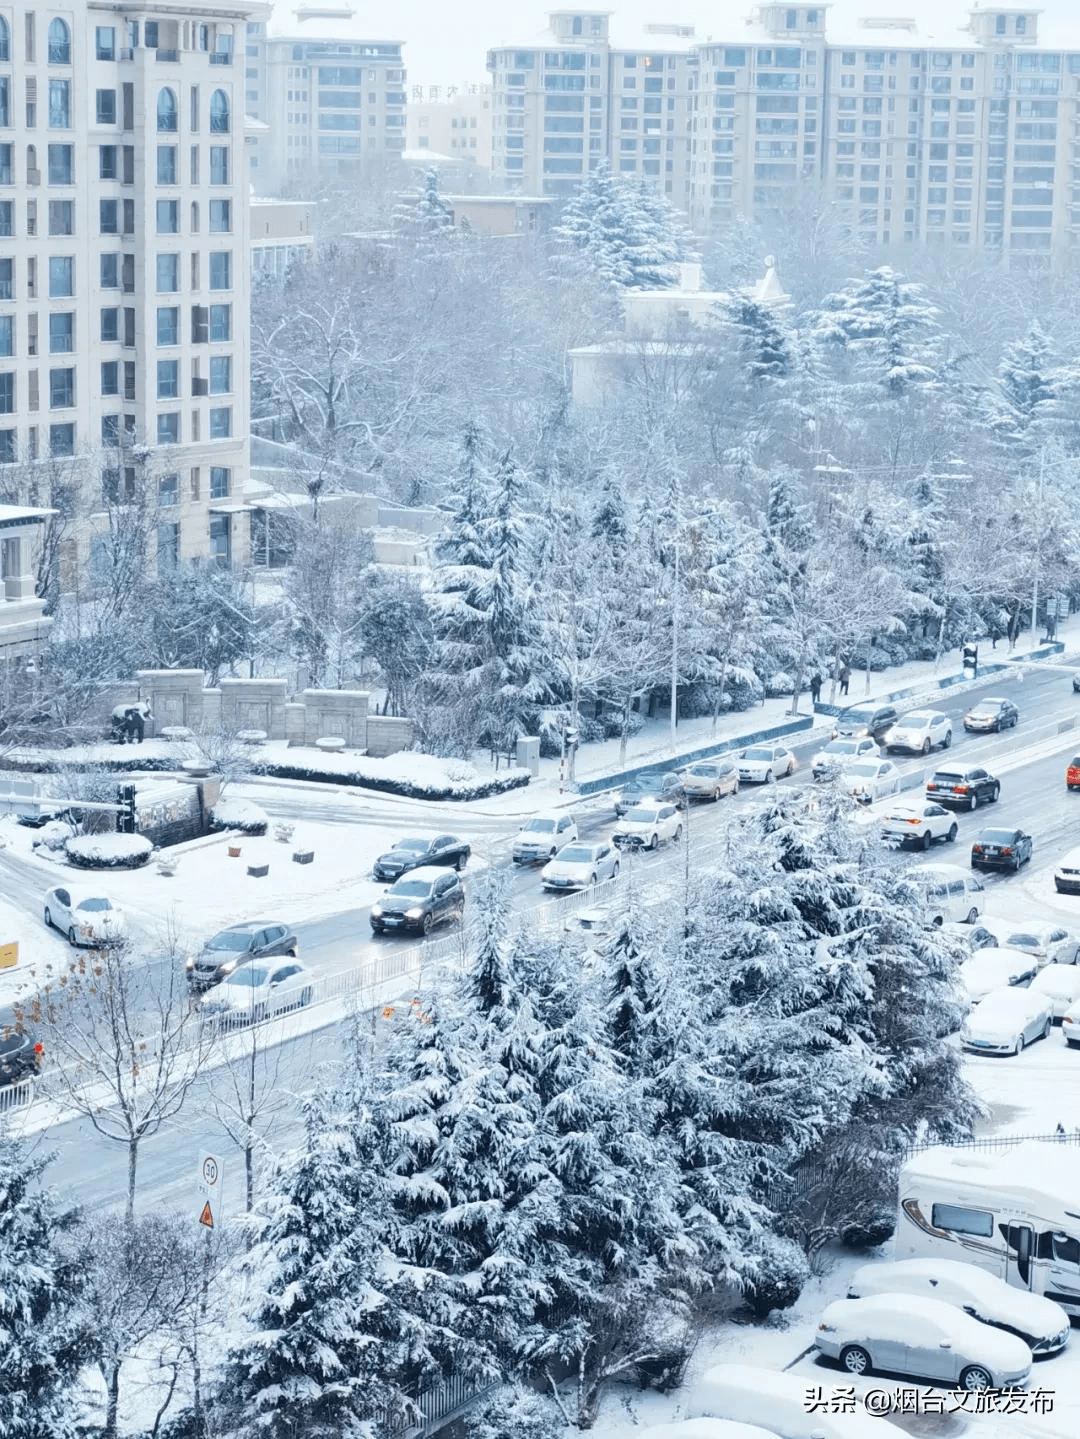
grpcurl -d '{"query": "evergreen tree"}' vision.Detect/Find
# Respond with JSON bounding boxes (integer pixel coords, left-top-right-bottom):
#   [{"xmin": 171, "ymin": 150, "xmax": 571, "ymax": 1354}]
[
  {"xmin": 986, "ymin": 321, "xmax": 1058, "ymax": 458},
  {"xmin": 392, "ymin": 167, "xmax": 455, "ymax": 246},
  {"xmin": 812, "ymin": 265, "xmax": 943, "ymax": 397},
  {"xmin": 552, "ymin": 163, "xmax": 694, "ymax": 291},
  {"xmin": 0, "ymin": 1138, "xmax": 90, "ymax": 1439},
  {"xmin": 719, "ymin": 295, "xmax": 794, "ymax": 384}
]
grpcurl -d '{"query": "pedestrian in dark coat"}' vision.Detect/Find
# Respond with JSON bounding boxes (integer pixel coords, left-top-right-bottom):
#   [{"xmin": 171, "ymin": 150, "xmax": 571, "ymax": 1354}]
[{"xmin": 838, "ymin": 664, "xmax": 851, "ymax": 697}]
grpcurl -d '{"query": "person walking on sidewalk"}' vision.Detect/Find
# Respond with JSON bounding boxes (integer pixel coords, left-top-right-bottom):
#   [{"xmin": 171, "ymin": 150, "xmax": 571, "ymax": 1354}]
[
  {"xmin": 809, "ymin": 672, "xmax": 822, "ymax": 706},
  {"xmin": 838, "ymin": 663, "xmax": 851, "ymax": 697}
]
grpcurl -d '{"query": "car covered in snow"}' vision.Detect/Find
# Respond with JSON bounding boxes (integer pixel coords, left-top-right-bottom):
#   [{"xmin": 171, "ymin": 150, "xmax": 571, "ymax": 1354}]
[
  {"xmin": 736, "ymin": 744, "xmax": 797, "ymax": 784},
  {"xmin": 811, "ymin": 735, "xmax": 879, "ymax": 779},
  {"xmin": 1028, "ymin": 964, "xmax": 1080, "ymax": 1021},
  {"xmin": 43, "ymin": 887, "xmax": 127, "ymax": 948},
  {"xmin": 880, "ymin": 801, "xmax": 958, "ymax": 850},
  {"xmin": 689, "ymin": 1362, "xmax": 892, "ymax": 1439},
  {"xmin": 940, "ymin": 921, "xmax": 999, "ymax": 954},
  {"xmin": 998, "ymin": 923, "xmax": 1080, "ymax": 969},
  {"xmin": 1054, "ymin": 845, "xmax": 1080, "ymax": 895},
  {"xmin": 611, "ymin": 803, "xmax": 682, "ymax": 851},
  {"xmin": 846, "ymin": 1258, "xmax": 1069, "ymax": 1355},
  {"xmin": 512, "ymin": 812, "xmax": 578, "ymax": 864},
  {"xmin": 959, "ymin": 947, "xmax": 1038, "ymax": 1003},
  {"xmin": 644, "ymin": 1423, "xmax": 781, "ymax": 1439},
  {"xmin": 540, "ymin": 841, "xmax": 620, "ymax": 890},
  {"xmin": 960, "ymin": 984, "xmax": 1053, "ymax": 1055},
  {"xmin": 883, "ymin": 708, "xmax": 953, "ymax": 755},
  {"xmin": 814, "ymin": 1293, "xmax": 1032, "ymax": 1389},
  {"xmin": 846, "ymin": 758, "xmax": 902, "ymax": 804}
]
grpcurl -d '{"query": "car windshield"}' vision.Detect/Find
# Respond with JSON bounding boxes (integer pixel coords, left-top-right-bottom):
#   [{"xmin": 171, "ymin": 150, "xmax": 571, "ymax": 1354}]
[
  {"xmin": 630, "ymin": 774, "xmax": 664, "ymax": 791},
  {"xmin": 1005, "ymin": 933, "xmax": 1040, "ymax": 948},
  {"xmin": 840, "ymin": 710, "xmax": 874, "ymax": 725},
  {"xmin": 394, "ymin": 838, "xmax": 431, "ymax": 854},
  {"xmin": 623, "ymin": 807, "xmax": 660, "ymax": 823},
  {"xmin": 76, "ymin": 898, "xmax": 112, "ymax": 912},
  {"xmin": 825, "ymin": 740, "xmax": 858, "ymax": 755},
  {"xmin": 523, "ymin": 819, "xmax": 557, "ymax": 833},
  {"xmin": 932, "ymin": 772, "xmax": 965, "ymax": 784},
  {"xmin": 743, "ymin": 748, "xmax": 773, "ymax": 761},
  {"xmin": 848, "ymin": 762, "xmax": 880, "ymax": 777},
  {"xmin": 226, "ymin": 967, "xmax": 268, "ymax": 988},
  {"xmin": 968, "ymin": 705, "xmax": 995, "ymax": 717},
  {"xmin": 688, "ymin": 765, "xmax": 718, "ymax": 777},
  {"xmin": 557, "ymin": 847, "xmax": 593, "ymax": 863},
  {"xmin": 388, "ymin": 880, "xmax": 432, "ymax": 898},
  {"xmin": 980, "ymin": 829, "xmax": 1016, "ymax": 844},
  {"xmin": 209, "ymin": 931, "xmax": 254, "ymax": 951},
  {"xmin": 902, "ymin": 713, "xmax": 934, "ymax": 725}
]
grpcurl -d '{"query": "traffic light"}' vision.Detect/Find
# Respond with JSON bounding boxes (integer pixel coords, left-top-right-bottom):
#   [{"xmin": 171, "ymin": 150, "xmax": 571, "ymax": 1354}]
[
  {"xmin": 962, "ymin": 644, "xmax": 978, "ymax": 673},
  {"xmin": 116, "ymin": 783, "xmax": 136, "ymax": 834}
]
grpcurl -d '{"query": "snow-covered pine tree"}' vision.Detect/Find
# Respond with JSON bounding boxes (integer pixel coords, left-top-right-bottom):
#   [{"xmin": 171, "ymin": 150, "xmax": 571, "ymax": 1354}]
[
  {"xmin": 986, "ymin": 321, "xmax": 1057, "ymax": 459},
  {"xmin": 621, "ymin": 180, "xmax": 696, "ymax": 290},
  {"xmin": 392, "ymin": 166, "xmax": 455, "ymax": 247},
  {"xmin": 718, "ymin": 294, "xmax": 794, "ymax": 385},
  {"xmin": 0, "ymin": 1138, "xmax": 91, "ymax": 1439},
  {"xmin": 811, "ymin": 265, "xmax": 943, "ymax": 398},
  {"xmin": 551, "ymin": 162, "xmax": 634, "ymax": 291}
]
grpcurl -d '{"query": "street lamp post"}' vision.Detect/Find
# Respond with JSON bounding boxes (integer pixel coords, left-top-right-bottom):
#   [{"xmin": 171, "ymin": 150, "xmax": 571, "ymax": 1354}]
[{"xmin": 670, "ymin": 533, "xmax": 679, "ymax": 753}]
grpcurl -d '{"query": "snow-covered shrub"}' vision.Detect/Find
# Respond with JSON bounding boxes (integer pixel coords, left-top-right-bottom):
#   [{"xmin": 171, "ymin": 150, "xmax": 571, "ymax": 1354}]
[
  {"xmin": 208, "ymin": 798, "xmax": 269, "ymax": 836},
  {"xmin": 848, "ymin": 644, "xmax": 891, "ymax": 672},
  {"xmin": 764, "ymin": 670, "xmax": 795, "ymax": 697},
  {"xmin": 469, "ymin": 1385, "xmax": 564, "ymax": 1439},
  {"xmin": 65, "ymin": 833, "xmax": 152, "ymax": 869},
  {"xmin": 598, "ymin": 707, "xmax": 644, "ymax": 741},
  {"xmin": 724, "ymin": 671, "xmax": 765, "ymax": 711},
  {"xmin": 840, "ymin": 1211, "xmax": 896, "ymax": 1250},
  {"xmin": 32, "ymin": 819, "xmax": 72, "ymax": 852},
  {"xmin": 740, "ymin": 1232, "xmax": 810, "ymax": 1322}
]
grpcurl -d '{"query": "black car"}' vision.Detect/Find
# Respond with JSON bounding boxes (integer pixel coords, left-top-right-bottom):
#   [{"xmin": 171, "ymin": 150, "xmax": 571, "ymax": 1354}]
[
  {"xmin": 962, "ymin": 697, "xmax": 1019, "ymax": 733},
  {"xmin": 833, "ymin": 704, "xmax": 900, "ymax": 742},
  {"xmin": 971, "ymin": 826, "xmax": 1033, "ymax": 873},
  {"xmin": 926, "ymin": 765, "xmax": 1001, "ymax": 810},
  {"xmin": 372, "ymin": 834, "xmax": 470, "ymax": 883},
  {"xmin": 186, "ymin": 920, "xmax": 299, "ymax": 991},
  {"xmin": 614, "ymin": 770, "xmax": 684, "ymax": 818},
  {"xmin": 1073, "ymin": 674, "xmax": 1080, "ymax": 694},
  {"xmin": 0, "ymin": 1008, "xmax": 41, "ymax": 1089},
  {"xmin": 370, "ymin": 867, "xmax": 465, "ymax": 936}
]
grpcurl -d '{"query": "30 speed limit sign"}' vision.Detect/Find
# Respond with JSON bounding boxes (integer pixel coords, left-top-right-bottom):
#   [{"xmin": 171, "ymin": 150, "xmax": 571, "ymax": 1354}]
[{"xmin": 197, "ymin": 1152, "xmax": 223, "ymax": 1228}]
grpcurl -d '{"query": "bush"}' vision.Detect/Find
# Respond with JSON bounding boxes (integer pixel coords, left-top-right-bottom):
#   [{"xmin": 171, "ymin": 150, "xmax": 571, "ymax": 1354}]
[
  {"xmin": 469, "ymin": 1385, "xmax": 563, "ymax": 1439},
  {"xmin": 741, "ymin": 1231, "xmax": 810, "ymax": 1322},
  {"xmin": 723, "ymin": 672, "xmax": 764, "ymax": 712},
  {"xmin": 764, "ymin": 671, "xmax": 795, "ymax": 697},
  {"xmin": 840, "ymin": 1212, "xmax": 896, "ymax": 1249},
  {"xmin": 252, "ymin": 759, "xmax": 530, "ymax": 802},
  {"xmin": 65, "ymin": 833, "xmax": 152, "ymax": 869},
  {"xmin": 599, "ymin": 707, "xmax": 644, "ymax": 741},
  {"xmin": 209, "ymin": 798, "xmax": 269, "ymax": 836},
  {"xmin": 848, "ymin": 644, "xmax": 892, "ymax": 672}
]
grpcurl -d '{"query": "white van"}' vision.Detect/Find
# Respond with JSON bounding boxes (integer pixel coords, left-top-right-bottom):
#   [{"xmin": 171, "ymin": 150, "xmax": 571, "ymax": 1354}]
[
  {"xmin": 897, "ymin": 1141, "xmax": 1080, "ymax": 1316},
  {"xmin": 912, "ymin": 863, "xmax": 985, "ymax": 925}
]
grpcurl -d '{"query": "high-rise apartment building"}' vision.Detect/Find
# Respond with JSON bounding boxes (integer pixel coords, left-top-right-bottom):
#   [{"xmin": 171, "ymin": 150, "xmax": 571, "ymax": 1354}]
[
  {"xmin": 0, "ymin": 1, "xmax": 264, "ymax": 579},
  {"xmin": 487, "ymin": 11, "xmax": 695, "ymax": 200},
  {"xmin": 407, "ymin": 84, "xmax": 492, "ymax": 174},
  {"xmin": 491, "ymin": 5, "xmax": 1080, "ymax": 267},
  {"xmin": 243, "ymin": 5, "xmax": 406, "ymax": 194}
]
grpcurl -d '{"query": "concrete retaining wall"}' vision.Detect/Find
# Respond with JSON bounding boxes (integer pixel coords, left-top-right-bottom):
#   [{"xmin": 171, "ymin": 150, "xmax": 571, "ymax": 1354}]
[{"xmin": 366, "ymin": 715, "xmax": 414, "ymax": 757}]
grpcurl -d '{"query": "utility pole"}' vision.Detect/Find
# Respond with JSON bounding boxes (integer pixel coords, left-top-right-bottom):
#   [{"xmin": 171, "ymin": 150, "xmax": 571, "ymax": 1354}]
[
  {"xmin": 1032, "ymin": 450, "xmax": 1045, "ymax": 642},
  {"xmin": 670, "ymin": 532, "xmax": 680, "ymax": 753}
]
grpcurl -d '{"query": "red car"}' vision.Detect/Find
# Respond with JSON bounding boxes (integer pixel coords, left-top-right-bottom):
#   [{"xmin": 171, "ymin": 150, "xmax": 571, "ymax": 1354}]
[{"xmin": 1067, "ymin": 755, "xmax": 1080, "ymax": 791}]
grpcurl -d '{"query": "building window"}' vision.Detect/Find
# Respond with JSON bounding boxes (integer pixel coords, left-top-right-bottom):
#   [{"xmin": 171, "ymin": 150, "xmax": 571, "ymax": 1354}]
[
  {"xmin": 0, "ymin": 258, "xmax": 11, "ymax": 300},
  {"xmin": 101, "ymin": 360, "xmax": 119, "ymax": 394},
  {"xmin": 210, "ymin": 145, "xmax": 229, "ymax": 184},
  {"xmin": 209, "ymin": 407, "xmax": 231, "ymax": 438},
  {"xmin": 210, "ymin": 90, "xmax": 230, "ymax": 132},
  {"xmin": 0, "ymin": 430, "xmax": 13, "ymax": 464},
  {"xmin": 49, "ymin": 80, "xmax": 71, "ymax": 128},
  {"xmin": 96, "ymin": 26, "xmax": 115, "ymax": 61},
  {"xmin": 0, "ymin": 17, "xmax": 9, "ymax": 62},
  {"xmin": 209, "ymin": 304, "xmax": 231, "ymax": 341},
  {"xmin": 49, "ymin": 368, "xmax": 75, "ymax": 408},
  {"xmin": 49, "ymin": 423, "xmax": 75, "ymax": 457},
  {"xmin": 157, "ymin": 359, "xmax": 180, "ymax": 398},
  {"xmin": 0, "ymin": 316, "xmax": 11, "ymax": 357},
  {"xmin": 100, "ymin": 253, "xmax": 119, "ymax": 288},
  {"xmin": 157, "ymin": 89, "xmax": 179, "ymax": 133},
  {"xmin": 157, "ymin": 307, "xmax": 179, "ymax": 345},
  {"xmin": 0, "ymin": 77, "xmax": 9, "ymax": 129},
  {"xmin": 209, "ymin": 355, "xmax": 231, "ymax": 394},
  {"xmin": 100, "ymin": 198, "xmax": 119, "ymax": 234},
  {"xmin": 209, "ymin": 198, "xmax": 231, "ymax": 232},
  {"xmin": 209, "ymin": 252, "xmax": 231, "ymax": 290},
  {"xmin": 0, "ymin": 373, "xmax": 13, "ymax": 413},
  {"xmin": 156, "ymin": 253, "xmax": 179, "ymax": 292},
  {"xmin": 158, "ymin": 472, "xmax": 179, "ymax": 507},
  {"xmin": 0, "ymin": 202, "xmax": 10, "ymax": 237},
  {"xmin": 0, "ymin": 144, "xmax": 10, "ymax": 184},
  {"xmin": 209, "ymin": 514, "xmax": 231, "ymax": 567},
  {"xmin": 101, "ymin": 415, "xmax": 120, "ymax": 446},
  {"xmin": 156, "ymin": 199, "xmax": 179, "ymax": 233},
  {"xmin": 48, "ymin": 18, "xmax": 71, "ymax": 65},
  {"xmin": 157, "ymin": 412, "xmax": 180, "ymax": 444},
  {"xmin": 48, "ymin": 256, "xmax": 74, "ymax": 296},
  {"xmin": 100, "ymin": 146, "xmax": 118, "ymax": 180},
  {"xmin": 47, "ymin": 144, "xmax": 74, "ymax": 184},
  {"xmin": 48, "ymin": 200, "xmax": 74, "ymax": 235},
  {"xmin": 156, "ymin": 147, "xmax": 178, "ymax": 187},
  {"xmin": 49, "ymin": 313, "xmax": 73, "ymax": 353},
  {"xmin": 209, "ymin": 465, "xmax": 230, "ymax": 498}
]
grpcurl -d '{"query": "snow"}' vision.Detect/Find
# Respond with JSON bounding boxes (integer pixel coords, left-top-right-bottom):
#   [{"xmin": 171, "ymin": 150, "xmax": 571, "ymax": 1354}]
[
  {"xmin": 687, "ymin": 1362, "xmax": 893, "ymax": 1439},
  {"xmin": 64, "ymin": 833, "xmax": 152, "ymax": 865}
]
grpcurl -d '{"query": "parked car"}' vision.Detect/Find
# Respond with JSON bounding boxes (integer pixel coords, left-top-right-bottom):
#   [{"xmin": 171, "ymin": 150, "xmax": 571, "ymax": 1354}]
[
  {"xmin": 186, "ymin": 921, "xmax": 299, "ymax": 991},
  {"xmin": 847, "ymin": 758, "xmax": 902, "ymax": 804},
  {"xmin": 963, "ymin": 697, "xmax": 1019, "ymax": 733},
  {"xmin": 540, "ymin": 841, "xmax": 620, "ymax": 890},
  {"xmin": 1068, "ymin": 755, "xmax": 1080, "ymax": 792},
  {"xmin": 680, "ymin": 760, "xmax": 739, "ymax": 802},
  {"xmin": 371, "ymin": 834, "xmax": 470, "ymax": 882},
  {"xmin": 832, "ymin": 704, "xmax": 900, "ymax": 742},
  {"xmin": 971, "ymin": 826, "xmax": 1033, "ymax": 873},
  {"xmin": 1073, "ymin": 673, "xmax": 1080, "ymax": 694},
  {"xmin": 814, "ymin": 1293, "xmax": 1031, "ymax": 1390},
  {"xmin": 564, "ymin": 904, "xmax": 615, "ymax": 937},
  {"xmin": 369, "ymin": 868, "xmax": 465, "ymax": 936},
  {"xmin": 880, "ymin": 801, "xmax": 958, "ymax": 850},
  {"xmin": 614, "ymin": 770, "xmax": 684, "ymax": 817},
  {"xmin": 736, "ymin": 745, "xmax": 797, "ymax": 784},
  {"xmin": 959, "ymin": 947, "xmax": 1038, "ymax": 1003},
  {"xmin": 0, "ymin": 1008, "xmax": 42, "ymax": 1088},
  {"xmin": 999, "ymin": 924, "xmax": 1080, "ymax": 968},
  {"xmin": 644, "ymin": 1424, "xmax": 781, "ymax": 1439},
  {"xmin": 915, "ymin": 864, "xmax": 985, "ymax": 925},
  {"xmin": 1061, "ymin": 999, "xmax": 1080, "ymax": 1047},
  {"xmin": 689, "ymin": 1363, "xmax": 893, "ymax": 1439},
  {"xmin": 1055, "ymin": 845, "xmax": 1080, "ymax": 895},
  {"xmin": 941, "ymin": 921, "xmax": 999, "ymax": 953},
  {"xmin": 846, "ymin": 1259, "xmax": 1070, "ymax": 1356},
  {"xmin": 961, "ymin": 984, "xmax": 1053, "ymax": 1055},
  {"xmin": 512, "ymin": 813, "xmax": 578, "ymax": 864},
  {"xmin": 926, "ymin": 765, "xmax": 1001, "ymax": 810},
  {"xmin": 201, "ymin": 960, "xmax": 314, "ymax": 1025},
  {"xmin": 883, "ymin": 708, "xmax": 953, "ymax": 755},
  {"xmin": 811, "ymin": 736, "xmax": 879, "ymax": 778},
  {"xmin": 43, "ymin": 888, "xmax": 127, "ymax": 948},
  {"xmin": 612, "ymin": 803, "xmax": 683, "ymax": 851},
  {"xmin": 1028, "ymin": 965, "xmax": 1080, "ymax": 1021}
]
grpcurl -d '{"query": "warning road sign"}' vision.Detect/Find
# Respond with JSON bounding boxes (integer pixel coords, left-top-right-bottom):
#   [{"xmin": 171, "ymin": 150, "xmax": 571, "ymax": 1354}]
[
  {"xmin": 197, "ymin": 1151, "xmax": 223, "ymax": 1227},
  {"xmin": 199, "ymin": 1200, "xmax": 215, "ymax": 1229}
]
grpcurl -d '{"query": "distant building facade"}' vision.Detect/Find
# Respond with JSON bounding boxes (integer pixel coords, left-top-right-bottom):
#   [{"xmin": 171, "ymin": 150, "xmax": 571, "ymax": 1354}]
[{"xmin": 407, "ymin": 84, "xmax": 493, "ymax": 174}]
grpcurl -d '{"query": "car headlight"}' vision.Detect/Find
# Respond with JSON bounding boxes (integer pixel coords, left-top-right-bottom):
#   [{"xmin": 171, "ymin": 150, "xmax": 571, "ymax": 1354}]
[
  {"xmin": 371, "ymin": 904, "xmax": 384, "ymax": 918},
  {"xmin": 405, "ymin": 907, "xmax": 424, "ymax": 919},
  {"xmin": 221, "ymin": 959, "xmax": 238, "ymax": 974},
  {"xmin": 185, "ymin": 957, "xmax": 195, "ymax": 971}
]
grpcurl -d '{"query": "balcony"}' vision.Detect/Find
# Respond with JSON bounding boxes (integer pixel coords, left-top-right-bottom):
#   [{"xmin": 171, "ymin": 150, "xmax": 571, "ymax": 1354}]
[
  {"xmin": 210, "ymin": 52, "xmax": 232, "ymax": 66},
  {"xmin": 157, "ymin": 49, "xmax": 180, "ymax": 63}
]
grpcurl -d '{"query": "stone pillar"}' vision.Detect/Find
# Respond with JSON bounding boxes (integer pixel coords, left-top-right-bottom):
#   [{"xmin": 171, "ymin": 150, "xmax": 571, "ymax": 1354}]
[{"xmin": 1, "ymin": 535, "xmax": 36, "ymax": 601}]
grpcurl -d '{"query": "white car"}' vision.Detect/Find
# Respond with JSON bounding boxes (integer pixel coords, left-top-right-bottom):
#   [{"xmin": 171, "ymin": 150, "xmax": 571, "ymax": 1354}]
[
  {"xmin": 847, "ymin": 1258, "xmax": 1070, "ymax": 1356},
  {"xmin": 915, "ymin": 864, "xmax": 985, "ymax": 925},
  {"xmin": 961, "ymin": 984, "xmax": 1053, "ymax": 1055},
  {"xmin": 811, "ymin": 736, "xmax": 879, "ymax": 778},
  {"xmin": 540, "ymin": 841, "xmax": 620, "ymax": 890},
  {"xmin": 645, "ymin": 1424, "xmax": 781, "ymax": 1439},
  {"xmin": 43, "ymin": 887, "xmax": 128, "ymax": 947},
  {"xmin": 880, "ymin": 801, "xmax": 958, "ymax": 850},
  {"xmin": 512, "ymin": 812, "xmax": 578, "ymax": 863},
  {"xmin": 1029, "ymin": 964, "xmax": 1080, "ymax": 1020},
  {"xmin": 883, "ymin": 708, "xmax": 953, "ymax": 755},
  {"xmin": 1000, "ymin": 923, "xmax": 1080, "ymax": 968},
  {"xmin": 959, "ymin": 947, "xmax": 1038, "ymax": 1002},
  {"xmin": 611, "ymin": 803, "xmax": 683, "ymax": 851},
  {"xmin": 846, "ymin": 759, "xmax": 901, "ymax": 804},
  {"xmin": 564, "ymin": 904, "xmax": 614, "ymax": 936},
  {"xmin": 201, "ymin": 959, "xmax": 313, "ymax": 1024},
  {"xmin": 941, "ymin": 921, "xmax": 999, "ymax": 954},
  {"xmin": 1055, "ymin": 844, "xmax": 1080, "ymax": 895},
  {"xmin": 1061, "ymin": 999, "xmax": 1080, "ymax": 1048},
  {"xmin": 736, "ymin": 745, "xmax": 796, "ymax": 784},
  {"xmin": 813, "ymin": 1294, "xmax": 1032, "ymax": 1390},
  {"xmin": 689, "ymin": 1363, "xmax": 892, "ymax": 1439}
]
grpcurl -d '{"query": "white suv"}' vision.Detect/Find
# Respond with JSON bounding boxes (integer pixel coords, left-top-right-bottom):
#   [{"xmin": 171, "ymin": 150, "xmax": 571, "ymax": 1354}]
[
  {"xmin": 884, "ymin": 709, "xmax": 953, "ymax": 755},
  {"xmin": 513, "ymin": 812, "xmax": 577, "ymax": 863}
]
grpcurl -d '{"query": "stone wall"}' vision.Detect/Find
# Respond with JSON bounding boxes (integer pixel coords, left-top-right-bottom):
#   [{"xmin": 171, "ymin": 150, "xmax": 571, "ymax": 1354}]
[
  {"xmin": 301, "ymin": 689, "xmax": 369, "ymax": 747},
  {"xmin": 366, "ymin": 715, "xmax": 414, "ymax": 757},
  {"xmin": 219, "ymin": 678, "xmax": 289, "ymax": 736},
  {"xmin": 135, "ymin": 670, "xmax": 207, "ymax": 735}
]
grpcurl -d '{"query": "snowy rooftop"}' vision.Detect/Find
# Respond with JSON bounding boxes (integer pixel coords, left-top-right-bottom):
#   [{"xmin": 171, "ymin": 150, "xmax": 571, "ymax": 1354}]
[
  {"xmin": 266, "ymin": 2, "xmax": 404, "ymax": 46},
  {"xmin": 903, "ymin": 1140, "xmax": 1080, "ymax": 1202},
  {"xmin": 727, "ymin": 1, "xmax": 1080, "ymax": 51},
  {"xmin": 490, "ymin": 16, "xmax": 699, "ymax": 54}
]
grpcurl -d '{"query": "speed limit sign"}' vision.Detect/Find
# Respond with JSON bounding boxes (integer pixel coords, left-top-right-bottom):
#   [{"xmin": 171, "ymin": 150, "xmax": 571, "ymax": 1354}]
[{"xmin": 197, "ymin": 1152, "xmax": 223, "ymax": 1227}]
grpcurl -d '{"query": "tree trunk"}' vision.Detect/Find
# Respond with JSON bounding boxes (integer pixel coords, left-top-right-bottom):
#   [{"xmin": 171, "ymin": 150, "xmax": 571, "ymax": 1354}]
[
  {"xmin": 863, "ymin": 635, "xmax": 873, "ymax": 696},
  {"xmin": 619, "ymin": 695, "xmax": 633, "ymax": 767},
  {"xmin": 103, "ymin": 1360, "xmax": 122, "ymax": 1439},
  {"xmin": 126, "ymin": 1138, "xmax": 139, "ymax": 1227}
]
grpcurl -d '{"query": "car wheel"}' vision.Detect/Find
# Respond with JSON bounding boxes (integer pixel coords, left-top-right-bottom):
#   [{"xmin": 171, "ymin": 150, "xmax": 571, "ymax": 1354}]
[
  {"xmin": 673, "ymin": 825, "xmax": 682, "ymax": 843},
  {"xmin": 300, "ymin": 986, "xmax": 313, "ymax": 1007},
  {"xmin": 991, "ymin": 785, "xmax": 1000, "ymax": 803},
  {"xmin": 921, "ymin": 738, "xmax": 931, "ymax": 755},
  {"xmin": 589, "ymin": 872, "xmax": 598, "ymax": 885},
  {"xmin": 765, "ymin": 769, "xmax": 775, "ymax": 784},
  {"xmin": 840, "ymin": 1345, "xmax": 872, "ymax": 1377},
  {"xmin": 1042, "ymin": 1018, "xmax": 1052, "ymax": 1041},
  {"xmin": 961, "ymin": 1366, "xmax": 994, "ymax": 1393},
  {"xmin": 1015, "ymin": 1033, "xmax": 1025, "ymax": 1055},
  {"xmin": 612, "ymin": 861, "xmax": 620, "ymax": 877},
  {"xmin": 1013, "ymin": 857, "xmax": 1022, "ymax": 874},
  {"xmin": 456, "ymin": 853, "xmax": 468, "ymax": 872},
  {"xmin": 44, "ymin": 906, "xmax": 53, "ymax": 930},
  {"xmin": 67, "ymin": 926, "xmax": 78, "ymax": 946},
  {"xmin": 920, "ymin": 830, "xmax": 932, "ymax": 851},
  {"xmin": 712, "ymin": 788, "xmax": 721, "ymax": 802},
  {"xmin": 371, "ymin": 924, "xmax": 384, "ymax": 936},
  {"xmin": 968, "ymin": 793, "xmax": 978, "ymax": 811},
  {"xmin": 421, "ymin": 913, "xmax": 433, "ymax": 937},
  {"xmin": 944, "ymin": 731, "xmax": 953, "ymax": 748},
  {"xmin": 965, "ymin": 907, "xmax": 979, "ymax": 924},
  {"xmin": 1068, "ymin": 1038, "xmax": 1080, "ymax": 1049},
  {"xmin": 287, "ymin": 945, "xmax": 298, "ymax": 959},
  {"xmin": 947, "ymin": 824, "xmax": 958, "ymax": 843}
]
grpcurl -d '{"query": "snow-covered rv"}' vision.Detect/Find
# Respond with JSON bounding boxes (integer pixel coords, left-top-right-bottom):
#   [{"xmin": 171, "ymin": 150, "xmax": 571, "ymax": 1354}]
[{"xmin": 897, "ymin": 1142, "xmax": 1080, "ymax": 1315}]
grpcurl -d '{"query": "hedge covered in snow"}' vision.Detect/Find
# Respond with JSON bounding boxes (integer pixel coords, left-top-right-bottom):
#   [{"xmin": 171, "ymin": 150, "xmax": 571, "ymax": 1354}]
[
  {"xmin": 251, "ymin": 758, "xmax": 530, "ymax": 802},
  {"xmin": 209, "ymin": 798, "xmax": 269, "ymax": 835},
  {"xmin": 65, "ymin": 833, "xmax": 153, "ymax": 869}
]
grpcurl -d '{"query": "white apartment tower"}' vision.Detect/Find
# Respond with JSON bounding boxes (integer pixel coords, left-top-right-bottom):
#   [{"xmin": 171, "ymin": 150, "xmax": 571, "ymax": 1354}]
[{"xmin": 0, "ymin": 1, "xmax": 266, "ymax": 579}]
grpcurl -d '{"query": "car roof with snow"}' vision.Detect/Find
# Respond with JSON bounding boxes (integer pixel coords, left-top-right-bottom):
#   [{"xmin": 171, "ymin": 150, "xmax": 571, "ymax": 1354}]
[
  {"xmin": 975, "ymin": 984, "xmax": 1045, "ymax": 1012},
  {"xmin": 389, "ymin": 865, "xmax": 453, "ymax": 885}
]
